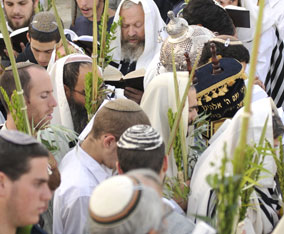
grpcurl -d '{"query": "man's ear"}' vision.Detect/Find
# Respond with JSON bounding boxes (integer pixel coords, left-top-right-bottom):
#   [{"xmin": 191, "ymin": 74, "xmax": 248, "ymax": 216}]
[
  {"xmin": 162, "ymin": 155, "xmax": 168, "ymax": 173},
  {"xmin": 116, "ymin": 161, "xmax": 124, "ymax": 175},
  {"xmin": 0, "ymin": 172, "xmax": 10, "ymax": 197},
  {"xmin": 33, "ymin": 0, "xmax": 39, "ymax": 9},
  {"xmin": 103, "ymin": 134, "xmax": 116, "ymax": 148},
  {"xmin": 64, "ymin": 84, "xmax": 71, "ymax": 99},
  {"xmin": 27, "ymin": 32, "xmax": 31, "ymax": 43}
]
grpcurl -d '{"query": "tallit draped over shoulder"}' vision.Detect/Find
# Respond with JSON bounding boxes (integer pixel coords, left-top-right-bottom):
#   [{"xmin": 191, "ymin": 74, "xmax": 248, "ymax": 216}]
[
  {"xmin": 48, "ymin": 54, "xmax": 93, "ymax": 131},
  {"xmin": 188, "ymin": 98, "xmax": 279, "ymax": 234},
  {"xmin": 141, "ymin": 72, "xmax": 189, "ymax": 177},
  {"xmin": 109, "ymin": 0, "xmax": 167, "ymax": 69}
]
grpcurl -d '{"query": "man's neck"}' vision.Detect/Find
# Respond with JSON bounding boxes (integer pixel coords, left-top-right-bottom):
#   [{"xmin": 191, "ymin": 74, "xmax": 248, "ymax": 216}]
[
  {"xmin": 88, "ymin": 1, "xmax": 104, "ymax": 21},
  {"xmin": 80, "ymin": 136, "xmax": 103, "ymax": 164},
  {"xmin": 5, "ymin": 114, "xmax": 18, "ymax": 130},
  {"xmin": 0, "ymin": 211, "xmax": 16, "ymax": 234}
]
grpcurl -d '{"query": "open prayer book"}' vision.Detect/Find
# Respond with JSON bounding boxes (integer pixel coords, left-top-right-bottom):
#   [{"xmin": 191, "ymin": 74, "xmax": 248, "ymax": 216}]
[
  {"xmin": 103, "ymin": 65, "xmax": 145, "ymax": 91},
  {"xmin": 225, "ymin": 5, "xmax": 250, "ymax": 28},
  {"xmin": 64, "ymin": 29, "xmax": 94, "ymax": 55},
  {"xmin": 0, "ymin": 27, "xmax": 28, "ymax": 57}
]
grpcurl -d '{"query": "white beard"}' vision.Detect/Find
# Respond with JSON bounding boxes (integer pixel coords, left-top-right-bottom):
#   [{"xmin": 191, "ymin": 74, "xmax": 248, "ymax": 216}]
[{"xmin": 121, "ymin": 40, "xmax": 145, "ymax": 63}]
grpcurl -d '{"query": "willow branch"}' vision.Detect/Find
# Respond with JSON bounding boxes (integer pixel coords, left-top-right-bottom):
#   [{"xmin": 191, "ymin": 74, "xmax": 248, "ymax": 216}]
[
  {"xmin": 92, "ymin": 0, "xmax": 98, "ymax": 108},
  {"xmin": 99, "ymin": 0, "xmax": 109, "ymax": 69},
  {"xmin": 171, "ymin": 48, "xmax": 188, "ymax": 180},
  {"xmin": 51, "ymin": 0, "xmax": 70, "ymax": 55},
  {"xmin": 0, "ymin": 4, "xmax": 31, "ymax": 135},
  {"xmin": 233, "ymin": 0, "xmax": 265, "ymax": 175},
  {"xmin": 166, "ymin": 54, "xmax": 200, "ymax": 156}
]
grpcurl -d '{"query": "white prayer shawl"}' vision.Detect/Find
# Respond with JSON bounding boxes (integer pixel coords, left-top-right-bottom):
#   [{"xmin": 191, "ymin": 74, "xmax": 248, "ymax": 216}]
[
  {"xmin": 141, "ymin": 72, "xmax": 190, "ymax": 177},
  {"xmin": 238, "ymin": 0, "xmax": 284, "ymax": 83},
  {"xmin": 109, "ymin": 0, "xmax": 167, "ymax": 70},
  {"xmin": 187, "ymin": 98, "xmax": 278, "ymax": 234},
  {"xmin": 48, "ymin": 53, "xmax": 92, "ymax": 131},
  {"xmin": 238, "ymin": 0, "xmax": 284, "ymax": 44}
]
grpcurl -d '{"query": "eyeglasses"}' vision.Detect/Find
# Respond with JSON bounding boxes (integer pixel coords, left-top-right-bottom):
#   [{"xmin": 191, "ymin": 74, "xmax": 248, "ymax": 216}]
[{"xmin": 72, "ymin": 89, "xmax": 85, "ymax": 96}]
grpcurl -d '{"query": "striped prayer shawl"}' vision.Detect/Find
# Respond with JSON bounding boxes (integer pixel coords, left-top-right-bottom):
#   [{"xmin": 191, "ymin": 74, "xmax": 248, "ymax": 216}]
[{"xmin": 265, "ymin": 28, "xmax": 284, "ymax": 108}]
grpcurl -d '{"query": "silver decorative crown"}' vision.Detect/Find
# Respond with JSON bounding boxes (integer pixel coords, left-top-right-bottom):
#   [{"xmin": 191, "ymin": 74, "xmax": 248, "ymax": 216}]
[{"xmin": 160, "ymin": 14, "xmax": 215, "ymax": 72}]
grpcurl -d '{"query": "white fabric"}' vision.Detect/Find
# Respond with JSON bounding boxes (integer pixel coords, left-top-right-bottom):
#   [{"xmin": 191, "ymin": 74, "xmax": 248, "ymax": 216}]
[
  {"xmin": 48, "ymin": 53, "xmax": 92, "ymax": 131},
  {"xmin": 109, "ymin": 0, "xmax": 167, "ymax": 70},
  {"xmin": 141, "ymin": 72, "xmax": 189, "ymax": 177},
  {"xmin": 0, "ymin": 112, "xmax": 5, "ymax": 125},
  {"xmin": 272, "ymin": 215, "xmax": 284, "ymax": 234},
  {"xmin": 162, "ymin": 197, "xmax": 185, "ymax": 215},
  {"xmin": 187, "ymin": 98, "xmax": 278, "ymax": 234},
  {"xmin": 53, "ymin": 144, "xmax": 113, "ymax": 234},
  {"xmin": 238, "ymin": 0, "xmax": 284, "ymax": 83}
]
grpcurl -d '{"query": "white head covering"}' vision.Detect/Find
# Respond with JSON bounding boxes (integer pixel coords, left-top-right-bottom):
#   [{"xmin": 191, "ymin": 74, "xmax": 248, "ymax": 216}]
[
  {"xmin": 48, "ymin": 53, "xmax": 92, "ymax": 131},
  {"xmin": 110, "ymin": 0, "xmax": 167, "ymax": 69},
  {"xmin": 140, "ymin": 72, "xmax": 190, "ymax": 177},
  {"xmin": 187, "ymin": 98, "xmax": 278, "ymax": 233}
]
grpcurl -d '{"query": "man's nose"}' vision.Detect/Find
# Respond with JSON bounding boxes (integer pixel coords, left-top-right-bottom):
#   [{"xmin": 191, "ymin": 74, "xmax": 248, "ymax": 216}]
[
  {"xmin": 49, "ymin": 94, "xmax": 57, "ymax": 108},
  {"xmin": 41, "ymin": 183, "xmax": 52, "ymax": 201},
  {"xmin": 128, "ymin": 26, "xmax": 137, "ymax": 37},
  {"xmin": 12, "ymin": 5, "xmax": 21, "ymax": 15}
]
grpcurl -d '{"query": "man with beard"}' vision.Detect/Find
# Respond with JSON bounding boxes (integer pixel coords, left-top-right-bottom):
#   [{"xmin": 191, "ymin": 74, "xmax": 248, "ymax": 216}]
[
  {"xmin": 48, "ymin": 54, "xmax": 94, "ymax": 134},
  {"xmin": 0, "ymin": 62, "xmax": 57, "ymax": 131},
  {"xmin": 62, "ymin": 57, "xmax": 91, "ymax": 134},
  {"xmin": 109, "ymin": 0, "xmax": 167, "ymax": 103},
  {"xmin": 3, "ymin": 0, "xmax": 38, "ymax": 32}
]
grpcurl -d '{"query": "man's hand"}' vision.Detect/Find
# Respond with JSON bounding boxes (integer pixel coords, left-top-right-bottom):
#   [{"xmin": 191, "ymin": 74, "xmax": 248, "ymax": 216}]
[
  {"xmin": 254, "ymin": 76, "xmax": 265, "ymax": 90},
  {"xmin": 48, "ymin": 152, "xmax": 61, "ymax": 191},
  {"xmin": 124, "ymin": 87, "xmax": 144, "ymax": 104},
  {"xmin": 4, "ymin": 42, "xmax": 26, "ymax": 58}
]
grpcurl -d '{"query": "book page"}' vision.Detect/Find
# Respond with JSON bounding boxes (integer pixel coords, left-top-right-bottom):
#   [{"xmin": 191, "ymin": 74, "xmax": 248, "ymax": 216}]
[
  {"xmin": 103, "ymin": 65, "xmax": 123, "ymax": 81},
  {"xmin": 124, "ymin": 68, "xmax": 145, "ymax": 79},
  {"xmin": 10, "ymin": 27, "xmax": 28, "ymax": 37},
  {"xmin": 224, "ymin": 5, "xmax": 247, "ymax": 11}
]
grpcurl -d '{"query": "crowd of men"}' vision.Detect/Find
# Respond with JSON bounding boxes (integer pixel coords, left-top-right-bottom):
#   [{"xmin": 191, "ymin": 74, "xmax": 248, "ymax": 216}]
[{"xmin": 1, "ymin": 0, "xmax": 284, "ymax": 234}]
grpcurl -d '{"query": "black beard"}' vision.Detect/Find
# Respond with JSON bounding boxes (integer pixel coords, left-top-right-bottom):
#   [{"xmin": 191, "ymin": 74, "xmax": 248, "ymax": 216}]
[
  {"xmin": 5, "ymin": 8, "xmax": 35, "ymax": 31},
  {"xmin": 67, "ymin": 97, "xmax": 88, "ymax": 134}
]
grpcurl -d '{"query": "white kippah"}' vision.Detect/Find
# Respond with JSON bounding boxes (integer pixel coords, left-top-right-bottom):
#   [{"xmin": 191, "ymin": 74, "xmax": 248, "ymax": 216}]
[
  {"xmin": 89, "ymin": 175, "xmax": 141, "ymax": 224},
  {"xmin": 117, "ymin": 124, "xmax": 163, "ymax": 151}
]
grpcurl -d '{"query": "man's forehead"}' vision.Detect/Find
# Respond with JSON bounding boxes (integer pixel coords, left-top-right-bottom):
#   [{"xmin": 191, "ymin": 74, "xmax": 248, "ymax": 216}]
[
  {"xmin": 120, "ymin": 3, "xmax": 144, "ymax": 17},
  {"xmin": 30, "ymin": 39, "xmax": 56, "ymax": 51},
  {"xmin": 4, "ymin": 0, "xmax": 32, "ymax": 3}
]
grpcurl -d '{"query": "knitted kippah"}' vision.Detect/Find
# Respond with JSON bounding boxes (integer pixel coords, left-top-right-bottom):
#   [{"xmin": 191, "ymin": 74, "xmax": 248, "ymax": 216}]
[
  {"xmin": 117, "ymin": 125, "xmax": 163, "ymax": 151},
  {"xmin": 0, "ymin": 130, "xmax": 39, "ymax": 145},
  {"xmin": 31, "ymin": 12, "xmax": 58, "ymax": 33},
  {"xmin": 104, "ymin": 99, "xmax": 142, "ymax": 112},
  {"xmin": 5, "ymin": 61, "xmax": 36, "ymax": 71}
]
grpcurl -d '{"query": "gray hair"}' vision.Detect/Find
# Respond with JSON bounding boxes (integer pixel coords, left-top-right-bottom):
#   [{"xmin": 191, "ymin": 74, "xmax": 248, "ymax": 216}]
[{"xmin": 121, "ymin": 0, "xmax": 142, "ymax": 10}]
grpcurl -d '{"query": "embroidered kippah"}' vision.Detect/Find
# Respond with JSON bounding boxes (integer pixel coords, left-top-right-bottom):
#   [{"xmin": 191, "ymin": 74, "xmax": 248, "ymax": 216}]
[
  {"xmin": 31, "ymin": 12, "xmax": 58, "ymax": 33},
  {"xmin": 104, "ymin": 99, "xmax": 142, "ymax": 112},
  {"xmin": 117, "ymin": 124, "xmax": 163, "ymax": 151},
  {"xmin": 0, "ymin": 130, "xmax": 39, "ymax": 145}
]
